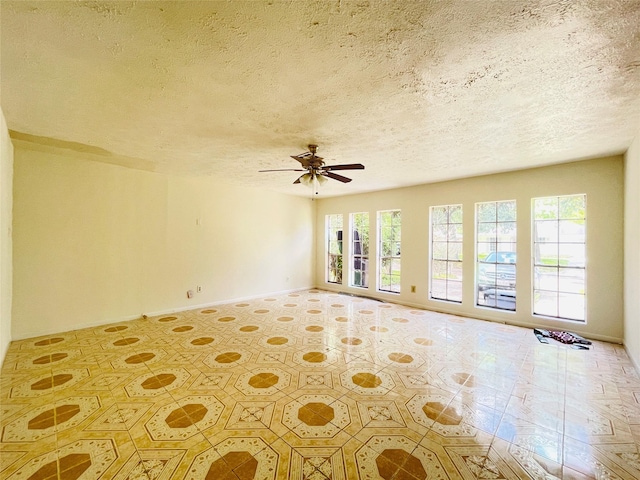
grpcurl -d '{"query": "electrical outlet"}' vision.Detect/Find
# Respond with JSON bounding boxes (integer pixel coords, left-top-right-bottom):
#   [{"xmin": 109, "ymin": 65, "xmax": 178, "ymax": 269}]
[
  {"xmin": 411, "ymin": 285, "xmax": 416, "ymax": 293},
  {"xmin": 197, "ymin": 286, "xmax": 202, "ymax": 293}
]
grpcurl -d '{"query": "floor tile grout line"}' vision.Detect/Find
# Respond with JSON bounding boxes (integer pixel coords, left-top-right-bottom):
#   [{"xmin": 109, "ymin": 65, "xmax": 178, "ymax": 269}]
[{"xmin": 3, "ymin": 288, "xmax": 640, "ymax": 479}]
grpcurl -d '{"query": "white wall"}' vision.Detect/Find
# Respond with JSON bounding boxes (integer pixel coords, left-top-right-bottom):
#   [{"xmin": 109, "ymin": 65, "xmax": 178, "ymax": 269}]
[
  {"xmin": 0, "ymin": 110, "xmax": 13, "ymax": 362},
  {"xmin": 12, "ymin": 140, "xmax": 314, "ymax": 339},
  {"xmin": 316, "ymin": 157, "xmax": 624, "ymax": 342},
  {"xmin": 624, "ymin": 130, "xmax": 640, "ymax": 369}
]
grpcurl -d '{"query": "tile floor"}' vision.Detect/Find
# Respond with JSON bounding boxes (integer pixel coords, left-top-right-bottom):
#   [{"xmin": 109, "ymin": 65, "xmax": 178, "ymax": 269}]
[{"xmin": 1, "ymin": 289, "xmax": 640, "ymax": 479}]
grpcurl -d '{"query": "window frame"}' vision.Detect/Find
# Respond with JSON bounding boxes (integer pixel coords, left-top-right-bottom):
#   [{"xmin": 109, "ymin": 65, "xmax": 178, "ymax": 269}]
[
  {"xmin": 532, "ymin": 194, "xmax": 587, "ymax": 322},
  {"xmin": 377, "ymin": 209, "xmax": 401, "ymax": 294},
  {"xmin": 429, "ymin": 204, "xmax": 463, "ymax": 303},
  {"xmin": 326, "ymin": 214, "xmax": 343, "ymax": 285},
  {"xmin": 475, "ymin": 200, "xmax": 517, "ymax": 312},
  {"xmin": 350, "ymin": 212, "xmax": 370, "ymax": 289}
]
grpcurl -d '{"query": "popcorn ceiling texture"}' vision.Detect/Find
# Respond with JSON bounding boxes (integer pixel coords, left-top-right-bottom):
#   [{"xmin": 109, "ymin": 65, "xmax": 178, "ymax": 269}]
[{"xmin": 1, "ymin": 0, "xmax": 639, "ymax": 196}]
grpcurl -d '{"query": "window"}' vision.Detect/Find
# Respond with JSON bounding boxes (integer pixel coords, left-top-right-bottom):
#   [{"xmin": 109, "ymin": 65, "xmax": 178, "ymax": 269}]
[
  {"xmin": 350, "ymin": 213, "xmax": 370, "ymax": 288},
  {"xmin": 430, "ymin": 205, "xmax": 463, "ymax": 302},
  {"xmin": 476, "ymin": 200, "xmax": 517, "ymax": 311},
  {"xmin": 533, "ymin": 194, "xmax": 586, "ymax": 321},
  {"xmin": 326, "ymin": 214, "xmax": 343, "ymax": 284},
  {"xmin": 378, "ymin": 210, "xmax": 401, "ymax": 293}
]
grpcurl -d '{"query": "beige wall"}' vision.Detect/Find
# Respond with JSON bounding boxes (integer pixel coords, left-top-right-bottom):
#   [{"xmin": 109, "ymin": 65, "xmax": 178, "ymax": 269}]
[
  {"xmin": 12, "ymin": 140, "xmax": 314, "ymax": 339},
  {"xmin": 316, "ymin": 157, "xmax": 624, "ymax": 342},
  {"xmin": 0, "ymin": 110, "xmax": 13, "ymax": 362},
  {"xmin": 624, "ymin": 130, "xmax": 640, "ymax": 368},
  {"xmin": 7, "ymin": 138, "xmax": 630, "ymax": 345}
]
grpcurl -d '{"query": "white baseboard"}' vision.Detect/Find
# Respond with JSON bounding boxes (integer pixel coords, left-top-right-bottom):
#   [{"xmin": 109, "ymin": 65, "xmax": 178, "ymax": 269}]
[
  {"xmin": 315, "ymin": 285, "xmax": 623, "ymax": 344},
  {"xmin": 10, "ymin": 286, "xmax": 314, "ymax": 341},
  {"xmin": 11, "ymin": 313, "xmax": 143, "ymax": 341},
  {"xmin": 624, "ymin": 344, "xmax": 640, "ymax": 376},
  {"xmin": 9, "ymin": 285, "xmax": 624, "ymax": 346},
  {"xmin": 140, "ymin": 286, "xmax": 314, "ymax": 318}
]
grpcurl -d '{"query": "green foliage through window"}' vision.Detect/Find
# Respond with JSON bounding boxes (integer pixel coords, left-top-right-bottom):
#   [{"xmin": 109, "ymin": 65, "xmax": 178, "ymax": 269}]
[
  {"xmin": 430, "ymin": 205, "xmax": 462, "ymax": 303},
  {"xmin": 378, "ymin": 210, "xmax": 401, "ymax": 293},
  {"xmin": 351, "ymin": 213, "xmax": 369, "ymax": 288},
  {"xmin": 476, "ymin": 200, "xmax": 517, "ymax": 311},
  {"xmin": 533, "ymin": 194, "xmax": 586, "ymax": 321},
  {"xmin": 326, "ymin": 214, "xmax": 343, "ymax": 284}
]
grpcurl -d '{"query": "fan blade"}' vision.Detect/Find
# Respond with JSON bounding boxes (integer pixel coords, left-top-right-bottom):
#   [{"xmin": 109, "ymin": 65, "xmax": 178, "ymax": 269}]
[
  {"xmin": 323, "ymin": 163, "xmax": 365, "ymax": 171},
  {"xmin": 259, "ymin": 169, "xmax": 306, "ymax": 172},
  {"xmin": 291, "ymin": 156, "xmax": 309, "ymax": 167},
  {"xmin": 293, "ymin": 175, "xmax": 304, "ymax": 184},
  {"xmin": 324, "ymin": 171, "xmax": 352, "ymax": 183}
]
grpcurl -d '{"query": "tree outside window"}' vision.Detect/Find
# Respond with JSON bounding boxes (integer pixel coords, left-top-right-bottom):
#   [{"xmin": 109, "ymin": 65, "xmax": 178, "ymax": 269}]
[
  {"xmin": 533, "ymin": 194, "xmax": 586, "ymax": 321},
  {"xmin": 476, "ymin": 200, "xmax": 517, "ymax": 311},
  {"xmin": 430, "ymin": 205, "xmax": 462, "ymax": 303},
  {"xmin": 326, "ymin": 214, "xmax": 343, "ymax": 284},
  {"xmin": 351, "ymin": 212, "xmax": 369, "ymax": 288},
  {"xmin": 378, "ymin": 210, "xmax": 401, "ymax": 293}
]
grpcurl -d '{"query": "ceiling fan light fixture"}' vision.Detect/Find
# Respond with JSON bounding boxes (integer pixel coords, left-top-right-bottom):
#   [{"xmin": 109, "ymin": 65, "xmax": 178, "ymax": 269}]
[
  {"xmin": 299, "ymin": 173, "xmax": 314, "ymax": 186},
  {"xmin": 259, "ymin": 144, "xmax": 364, "ymax": 187}
]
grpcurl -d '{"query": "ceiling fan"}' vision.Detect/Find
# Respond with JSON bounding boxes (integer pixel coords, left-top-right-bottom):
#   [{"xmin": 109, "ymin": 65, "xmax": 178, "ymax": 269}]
[{"xmin": 259, "ymin": 144, "xmax": 364, "ymax": 185}]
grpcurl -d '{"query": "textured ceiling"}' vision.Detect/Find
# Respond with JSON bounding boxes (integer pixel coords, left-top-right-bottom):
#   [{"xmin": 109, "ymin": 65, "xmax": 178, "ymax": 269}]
[{"xmin": 2, "ymin": 1, "xmax": 639, "ymax": 197}]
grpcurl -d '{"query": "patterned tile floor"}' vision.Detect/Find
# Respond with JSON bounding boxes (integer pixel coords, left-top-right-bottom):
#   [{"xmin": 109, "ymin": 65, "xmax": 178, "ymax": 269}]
[{"xmin": 1, "ymin": 289, "xmax": 640, "ymax": 479}]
